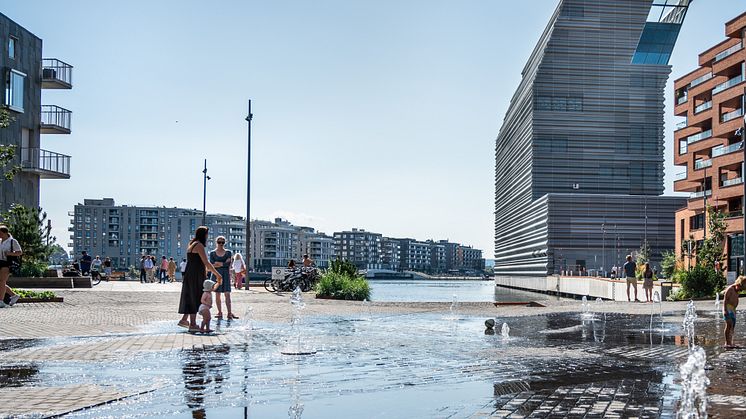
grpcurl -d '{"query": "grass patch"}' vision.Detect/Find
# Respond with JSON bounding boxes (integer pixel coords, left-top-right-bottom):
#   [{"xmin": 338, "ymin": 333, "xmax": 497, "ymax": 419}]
[
  {"xmin": 11, "ymin": 289, "xmax": 57, "ymax": 300},
  {"xmin": 315, "ymin": 271, "xmax": 370, "ymax": 301}
]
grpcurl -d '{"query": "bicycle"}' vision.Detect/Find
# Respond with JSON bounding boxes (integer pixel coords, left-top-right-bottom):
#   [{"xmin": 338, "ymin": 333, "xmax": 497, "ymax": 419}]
[{"xmin": 264, "ymin": 269, "xmax": 309, "ymax": 293}]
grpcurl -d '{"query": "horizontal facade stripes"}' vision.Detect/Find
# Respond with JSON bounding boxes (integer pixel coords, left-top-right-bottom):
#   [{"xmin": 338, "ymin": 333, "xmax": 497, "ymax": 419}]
[{"xmin": 495, "ymin": 0, "xmax": 687, "ymax": 277}]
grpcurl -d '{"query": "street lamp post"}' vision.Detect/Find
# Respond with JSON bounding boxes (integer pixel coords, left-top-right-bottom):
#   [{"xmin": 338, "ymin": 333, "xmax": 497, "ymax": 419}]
[
  {"xmin": 245, "ymin": 100, "xmax": 253, "ymax": 270},
  {"xmin": 202, "ymin": 159, "xmax": 210, "ymax": 226},
  {"xmin": 703, "ymin": 165, "xmax": 707, "ymax": 239},
  {"xmin": 741, "ymin": 85, "xmax": 746, "ymax": 274},
  {"xmin": 602, "ymin": 222, "xmax": 606, "ymax": 277}
]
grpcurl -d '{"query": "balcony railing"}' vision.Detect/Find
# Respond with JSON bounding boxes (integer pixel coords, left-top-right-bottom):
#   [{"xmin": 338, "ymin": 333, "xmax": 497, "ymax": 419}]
[
  {"xmin": 694, "ymin": 159, "xmax": 712, "ymax": 170},
  {"xmin": 690, "ymin": 190, "xmax": 712, "ymax": 199},
  {"xmin": 674, "ymin": 171, "xmax": 687, "ymax": 181},
  {"xmin": 714, "ymin": 43, "xmax": 743, "ymax": 62},
  {"xmin": 690, "ymin": 72, "xmax": 713, "ymax": 88},
  {"xmin": 694, "ymin": 101, "xmax": 713, "ymax": 114},
  {"xmin": 721, "ymin": 108, "xmax": 744, "ymax": 123},
  {"xmin": 675, "ymin": 119, "xmax": 688, "ymax": 130},
  {"xmin": 41, "ymin": 58, "xmax": 73, "ymax": 89},
  {"xmin": 677, "ymin": 95, "xmax": 688, "ymax": 105},
  {"xmin": 721, "ymin": 177, "xmax": 744, "ymax": 187},
  {"xmin": 20, "ymin": 148, "xmax": 71, "ymax": 179},
  {"xmin": 712, "ymin": 141, "xmax": 743, "ymax": 157},
  {"xmin": 712, "ymin": 74, "xmax": 744, "ymax": 95},
  {"xmin": 726, "ymin": 210, "xmax": 744, "ymax": 219},
  {"xmin": 687, "ymin": 129, "xmax": 713, "ymax": 144},
  {"xmin": 41, "ymin": 105, "xmax": 72, "ymax": 134}
]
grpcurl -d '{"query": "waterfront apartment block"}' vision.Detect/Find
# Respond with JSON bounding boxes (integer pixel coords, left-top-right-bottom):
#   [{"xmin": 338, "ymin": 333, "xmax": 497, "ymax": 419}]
[
  {"xmin": 0, "ymin": 12, "xmax": 72, "ymax": 211},
  {"xmin": 494, "ymin": 0, "xmax": 689, "ymax": 277},
  {"xmin": 673, "ymin": 11, "xmax": 746, "ymax": 274},
  {"xmin": 249, "ymin": 218, "xmax": 335, "ymax": 271},
  {"xmin": 70, "ymin": 199, "xmax": 245, "ymax": 269},
  {"xmin": 333, "ymin": 229, "xmax": 383, "ymax": 270}
]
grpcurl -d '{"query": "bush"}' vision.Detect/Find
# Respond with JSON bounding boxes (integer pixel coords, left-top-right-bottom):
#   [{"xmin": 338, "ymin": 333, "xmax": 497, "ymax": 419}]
[
  {"xmin": 17, "ymin": 261, "xmax": 48, "ymax": 278},
  {"xmin": 11, "ymin": 288, "xmax": 56, "ymax": 299},
  {"xmin": 315, "ymin": 271, "xmax": 370, "ymax": 301},
  {"xmin": 679, "ymin": 265, "xmax": 725, "ymax": 299},
  {"xmin": 329, "ymin": 259, "xmax": 359, "ymax": 277}
]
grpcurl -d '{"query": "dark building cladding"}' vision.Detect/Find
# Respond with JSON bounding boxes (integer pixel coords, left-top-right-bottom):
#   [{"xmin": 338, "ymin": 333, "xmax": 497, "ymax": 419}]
[{"xmin": 494, "ymin": 0, "xmax": 690, "ymax": 277}]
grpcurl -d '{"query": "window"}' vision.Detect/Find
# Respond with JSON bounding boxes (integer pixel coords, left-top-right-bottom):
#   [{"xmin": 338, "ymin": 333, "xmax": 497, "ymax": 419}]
[
  {"xmin": 8, "ymin": 37, "xmax": 16, "ymax": 59},
  {"xmin": 5, "ymin": 69, "xmax": 25, "ymax": 112},
  {"xmin": 690, "ymin": 214, "xmax": 705, "ymax": 230}
]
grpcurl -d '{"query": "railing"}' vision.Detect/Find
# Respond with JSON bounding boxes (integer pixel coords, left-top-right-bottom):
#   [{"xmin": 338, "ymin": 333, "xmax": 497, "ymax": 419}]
[
  {"xmin": 676, "ymin": 120, "xmax": 688, "ymax": 130},
  {"xmin": 714, "ymin": 43, "xmax": 743, "ymax": 62},
  {"xmin": 690, "ymin": 72, "xmax": 713, "ymax": 88},
  {"xmin": 712, "ymin": 141, "xmax": 743, "ymax": 157},
  {"xmin": 694, "ymin": 101, "xmax": 712, "ymax": 114},
  {"xmin": 726, "ymin": 210, "xmax": 744, "ymax": 218},
  {"xmin": 690, "ymin": 190, "xmax": 712, "ymax": 199},
  {"xmin": 20, "ymin": 148, "xmax": 71, "ymax": 177},
  {"xmin": 713, "ymin": 74, "xmax": 744, "ymax": 95},
  {"xmin": 41, "ymin": 105, "xmax": 72, "ymax": 131},
  {"xmin": 694, "ymin": 159, "xmax": 712, "ymax": 170},
  {"xmin": 41, "ymin": 58, "xmax": 73, "ymax": 87},
  {"xmin": 721, "ymin": 108, "xmax": 744, "ymax": 123},
  {"xmin": 674, "ymin": 171, "xmax": 687, "ymax": 181},
  {"xmin": 687, "ymin": 129, "xmax": 712, "ymax": 144},
  {"xmin": 677, "ymin": 95, "xmax": 688, "ymax": 105},
  {"xmin": 721, "ymin": 177, "xmax": 743, "ymax": 187}
]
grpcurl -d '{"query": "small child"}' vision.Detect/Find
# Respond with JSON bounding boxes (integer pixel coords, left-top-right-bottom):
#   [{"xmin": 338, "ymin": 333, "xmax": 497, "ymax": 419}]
[{"xmin": 199, "ymin": 279, "xmax": 216, "ymax": 333}]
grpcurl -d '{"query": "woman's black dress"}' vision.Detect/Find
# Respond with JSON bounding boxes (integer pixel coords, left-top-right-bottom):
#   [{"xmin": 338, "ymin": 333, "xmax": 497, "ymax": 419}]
[{"xmin": 178, "ymin": 251, "xmax": 204, "ymax": 314}]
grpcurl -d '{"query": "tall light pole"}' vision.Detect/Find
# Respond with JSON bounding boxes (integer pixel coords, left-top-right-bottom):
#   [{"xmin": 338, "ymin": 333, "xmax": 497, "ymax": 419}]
[
  {"xmin": 202, "ymin": 159, "xmax": 210, "ymax": 226},
  {"xmin": 702, "ymin": 165, "xmax": 707, "ymax": 239},
  {"xmin": 741, "ymin": 85, "xmax": 746, "ymax": 275},
  {"xmin": 245, "ymin": 100, "xmax": 253, "ymax": 270},
  {"xmin": 602, "ymin": 222, "xmax": 606, "ymax": 277}
]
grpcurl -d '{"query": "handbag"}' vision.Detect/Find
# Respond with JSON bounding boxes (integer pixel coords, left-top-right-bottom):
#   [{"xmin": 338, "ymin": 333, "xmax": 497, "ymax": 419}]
[{"xmin": 7, "ymin": 239, "xmax": 21, "ymax": 276}]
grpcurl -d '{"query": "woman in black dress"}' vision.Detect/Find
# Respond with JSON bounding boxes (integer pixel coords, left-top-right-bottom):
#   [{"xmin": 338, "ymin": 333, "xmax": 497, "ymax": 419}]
[{"xmin": 178, "ymin": 226, "xmax": 222, "ymax": 331}]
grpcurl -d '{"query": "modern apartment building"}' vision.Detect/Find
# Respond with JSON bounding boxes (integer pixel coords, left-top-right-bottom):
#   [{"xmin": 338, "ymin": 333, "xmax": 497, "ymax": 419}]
[
  {"xmin": 380, "ymin": 237, "xmax": 401, "ymax": 271},
  {"xmin": 298, "ymin": 226, "xmax": 335, "ymax": 269},
  {"xmin": 249, "ymin": 218, "xmax": 335, "ymax": 271},
  {"xmin": 0, "ymin": 12, "xmax": 72, "ymax": 210},
  {"xmin": 494, "ymin": 0, "xmax": 689, "ymax": 277},
  {"xmin": 333, "ymin": 229, "xmax": 382, "ymax": 270},
  {"xmin": 673, "ymin": 11, "xmax": 746, "ymax": 274},
  {"xmin": 70, "ymin": 199, "xmax": 245, "ymax": 268},
  {"xmin": 397, "ymin": 239, "xmax": 432, "ymax": 272}
]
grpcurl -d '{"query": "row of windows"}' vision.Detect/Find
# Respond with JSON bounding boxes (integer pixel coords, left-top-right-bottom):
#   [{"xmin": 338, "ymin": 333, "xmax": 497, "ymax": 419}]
[{"xmin": 534, "ymin": 96, "xmax": 583, "ymax": 112}]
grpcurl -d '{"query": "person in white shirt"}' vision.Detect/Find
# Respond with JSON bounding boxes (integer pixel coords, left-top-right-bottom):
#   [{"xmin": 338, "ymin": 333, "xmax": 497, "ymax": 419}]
[
  {"xmin": 0, "ymin": 226, "xmax": 23, "ymax": 308},
  {"xmin": 232, "ymin": 253, "xmax": 247, "ymax": 290},
  {"xmin": 179, "ymin": 258, "xmax": 187, "ymax": 281}
]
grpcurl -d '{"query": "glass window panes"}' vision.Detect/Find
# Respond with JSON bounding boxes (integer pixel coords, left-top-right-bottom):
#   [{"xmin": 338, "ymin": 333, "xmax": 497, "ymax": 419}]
[
  {"xmin": 5, "ymin": 69, "xmax": 25, "ymax": 112},
  {"xmin": 8, "ymin": 37, "xmax": 16, "ymax": 59}
]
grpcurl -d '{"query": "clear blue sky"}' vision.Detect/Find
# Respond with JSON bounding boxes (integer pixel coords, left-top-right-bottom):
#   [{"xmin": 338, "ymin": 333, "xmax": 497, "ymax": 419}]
[{"xmin": 0, "ymin": 0, "xmax": 743, "ymax": 258}]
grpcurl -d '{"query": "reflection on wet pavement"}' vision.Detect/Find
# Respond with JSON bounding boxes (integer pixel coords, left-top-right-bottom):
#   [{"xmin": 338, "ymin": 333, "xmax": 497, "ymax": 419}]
[{"xmin": 0, "ymin": 310, "xmax": 744, "ymax": 417}]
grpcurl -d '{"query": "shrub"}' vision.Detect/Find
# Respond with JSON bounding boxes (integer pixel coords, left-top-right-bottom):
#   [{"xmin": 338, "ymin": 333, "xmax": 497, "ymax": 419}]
[
  {"xmin": 679, "ymin": 265, "xmax": 725, "ymax": 299},
  {"xmin": 18, "ymin": 261, "xmax": 48, "ymax": 278},
  {"xmin": 11, "ymin": 288, "xmax": 56, "ymax": 299},
  {"xmin": 329, "ymin": 259, "xmax": 359, "ymax": 277},
  {"xmin": 316, "ymin": 271, "xmax": 370, "ymax": 301}
]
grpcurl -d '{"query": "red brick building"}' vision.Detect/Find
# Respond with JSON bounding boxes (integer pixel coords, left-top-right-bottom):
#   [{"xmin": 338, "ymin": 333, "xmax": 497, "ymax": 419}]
[{"xmin": 673, "ymin": 12, "xmax": 746, "ymax": 273}]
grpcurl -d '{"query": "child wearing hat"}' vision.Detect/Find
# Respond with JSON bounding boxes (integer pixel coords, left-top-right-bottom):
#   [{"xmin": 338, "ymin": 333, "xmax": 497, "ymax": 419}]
[{"xmin": 199, "ymin": 279, "xmax": 216, "ymax": 333}]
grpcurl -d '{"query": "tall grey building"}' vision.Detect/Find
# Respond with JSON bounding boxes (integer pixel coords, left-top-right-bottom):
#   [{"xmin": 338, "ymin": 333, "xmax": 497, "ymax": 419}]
[
  {"xmin": 495, "ymin": 0, "xmax": 690, "ymax": 277},
  {"xmin": 70, "ymin": 198, "xmax": 245, "ymax": 268},
  {"xmin": 334, "ymin": 229, "xmax": 382, "ymax": 270},
  {"xmin": 249, "ymin": 218, "xmax": 334, "ymax": 271},
  {"xmin": 0, "ymin": 12, "xmax": 72, "ymax": 211}
]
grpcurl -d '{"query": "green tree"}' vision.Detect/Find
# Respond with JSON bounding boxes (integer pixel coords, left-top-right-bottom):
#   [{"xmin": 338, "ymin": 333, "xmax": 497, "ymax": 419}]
[
  {"xmin": 660, "ymin": 249, "xmax": 677, "ymax": 278},
  {"xmin": 636, "ymin": 240, "xmax": 651, "ymax": 265},
  {"xmin": 0, "ymin": 108, "xmax": 20, "ymax": 181},
  {"xmin": 697, "ymin": 204, "xmax": 727, "ymax": 269},
  {"xmin": 0, "ymin": 204, "xmax": 56, "ymax": 263}
]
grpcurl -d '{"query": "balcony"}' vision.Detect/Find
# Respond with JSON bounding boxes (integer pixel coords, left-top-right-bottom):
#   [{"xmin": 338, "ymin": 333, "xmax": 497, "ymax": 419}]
[
  {"xmin": 712, "ymin": 74, "xmax": 744, "ymax": 95},
  {"xmin": 721, "ymin": 177, "xmax": 744, "ymax": 188},
  {"xmin": 677, "ymin": 95, "xmax": 688, "ymax": 105},
  {"xmin": 674, "ymin": 171, "xmax": 687, "ymax": 181},
  {"xmin": 712, "ymin": 141, "xmax": 743, "ymax": 158},
  {"xmin": 675, "ymin": 119, "xmax": 688, "ymax": 130},
  {"xmin": 714, "ymin": 43, "xmax": 743, "ymax": 62},
  {"xmin": 690, "ymin": 72, "xmax": 714, "ymax": 88},
  {"xmin": 726, "ymin": 210, "xmax": 744, "ymax": 219},
  {"xmin": 687, "ymin": 129, "xmax": 713, "ymax": 145},
  {"xmin": 20, "ymin": 148, "xmax": 70, "ymax": 179},
  {"xmin": 690, "ymin": 190, "xmax": 712, "ymax": 199},
  {"xmin": 694, "ymin": 159, "xmax": 712, "ymax": 170},
  {"xmin": 41, "ymin": 105, "xmax": 72, "ymax": 134},
  {"xmin": 694, "ymin": 101, "xmax": 713, "ymax": 114},
  {"xmin": 721, "ymin": 108, "xmax": 744, "ymax": 123},
  {"xmin": 41, "ymin": 59, "xmax": 73, "ymax": 89}
]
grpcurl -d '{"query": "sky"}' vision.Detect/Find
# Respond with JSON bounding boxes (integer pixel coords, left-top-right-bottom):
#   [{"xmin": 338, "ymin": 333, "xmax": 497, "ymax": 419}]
[{"xmin": 0, "ymin": 0, "xmax": 743, "ymax": 259}]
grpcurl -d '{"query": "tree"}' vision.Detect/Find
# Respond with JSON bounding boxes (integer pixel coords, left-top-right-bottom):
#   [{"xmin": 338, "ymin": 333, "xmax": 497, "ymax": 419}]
[
  {"xmin": 0, "ymin": 108, "xmax": 20, "ymax": 181},
  {"xmin": 636, "ymin": 240, "xmax": 651, "ymax": 265},
  {"xmin": 0, "ymin": 204, "xmax": 56, "ymax": 263},
  {"xmin": 660, "ymin": 249, "xmax": 677, "ymax": 278},
  {"xmin": 697, "ymin": 204, "xmax": 726, "ymax": 269}
]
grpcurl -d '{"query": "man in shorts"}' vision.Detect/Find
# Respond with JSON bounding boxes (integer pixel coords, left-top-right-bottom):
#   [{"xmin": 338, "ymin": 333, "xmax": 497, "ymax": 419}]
[
  {"xmin": 623, "ymin": 255, "xmax": 639, "ymax": 302},
  {"xmin": 723, "ymin": 276, "xmax": 743, "ymax": 349}
]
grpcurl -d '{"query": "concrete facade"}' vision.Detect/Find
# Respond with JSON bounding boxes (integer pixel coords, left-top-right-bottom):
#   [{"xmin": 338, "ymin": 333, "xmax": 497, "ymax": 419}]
[{"xmin": 495, "ymin": 0, "xmax": 691, "ymax": 277}]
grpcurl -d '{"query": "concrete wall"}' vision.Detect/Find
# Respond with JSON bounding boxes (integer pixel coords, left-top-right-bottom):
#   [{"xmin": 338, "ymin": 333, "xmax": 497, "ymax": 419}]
[{"xmin": 495, "ymin": 275, "xmax": 675, "ymax": 302}]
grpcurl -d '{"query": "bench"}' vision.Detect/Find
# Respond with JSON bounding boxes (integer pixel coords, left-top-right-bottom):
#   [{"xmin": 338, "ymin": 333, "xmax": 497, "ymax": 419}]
[
  {"xmin": 108, "ymin": 271, "xmax": 127, "ymax": 281},
  {"xmin": 8, "ymin": 276, "xmax": 92, "ymax": 289}
]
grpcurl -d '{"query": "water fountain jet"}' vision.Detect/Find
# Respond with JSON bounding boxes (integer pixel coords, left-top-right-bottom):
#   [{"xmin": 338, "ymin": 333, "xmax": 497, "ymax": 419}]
[{"xmin": 281, "ymin": 286, "xmax": 316, "ymax": 356}]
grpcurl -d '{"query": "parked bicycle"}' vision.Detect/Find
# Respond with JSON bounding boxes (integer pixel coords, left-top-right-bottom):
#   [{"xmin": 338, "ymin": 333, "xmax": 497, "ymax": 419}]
[{"xmin": 264, "ymin": 267, "xmax": 319, "ymax": 293}]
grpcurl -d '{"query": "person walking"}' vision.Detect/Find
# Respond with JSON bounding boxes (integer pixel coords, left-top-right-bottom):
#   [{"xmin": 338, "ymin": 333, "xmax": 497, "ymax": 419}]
[
  {"xmin": 179, "ymin": 258, "xmax": 187, "ymax": 281},
  {"xmin": 723, "ymin": 276, "xmax": 743, "ymax": 349},
  {"xmin": 210, "ymin": 236, "xmax": 237, "ymax": 320},
  {"xmin": 642, "ymin": 262, "xmax": 654, "ymax": 302},
  {"xmin": 144, "ymin": 256, "xmax": 155, "ymax": 283},
  {"xmin": 90, "ymin": 256, "xmax": 103, "ymax": 283},
  {"xmin": 623, "ymin": 255, "xmax": 639, "ymax": 302},
  {"xmin": 0, "ymin": 226, "xmax": 22, "ymax": 308},
  {"xmin": 178, "ymin": 226, "xmax": 222, "ymax": 332},
  {"xmin": 232, "ymin": 253, "xmax": 247, "ymax": 290},
  {"xmin": 159, "ymin": 256, "xmax": 169, "ymax": 284},
  {"xmin": 80, "ymin": 251, "xmax": 92, "ymax": 276},
  {"xmin": 103, "ymin": 257, "xmax": 112, "ymax": 279},
  {"xmin": 140, "ymin": 255, "xmax": 147, "ymax": 283},
  {"xmin": 167, "ymin": 257, "xmax": 177, "ymax": 283}
]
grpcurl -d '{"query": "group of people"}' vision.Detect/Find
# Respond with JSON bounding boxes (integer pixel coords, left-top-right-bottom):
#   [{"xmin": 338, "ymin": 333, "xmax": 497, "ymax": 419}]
[
  {"xmin": 139, "ymin": 255, "xmax": 180, "ymax": 284},
  {"xmin": 621, "ymin": 255, "xmax": 657, "ymax": 303},
  {"xmin": 177, "ymin": 230, "xmax": 248, "ymax": 333}
]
